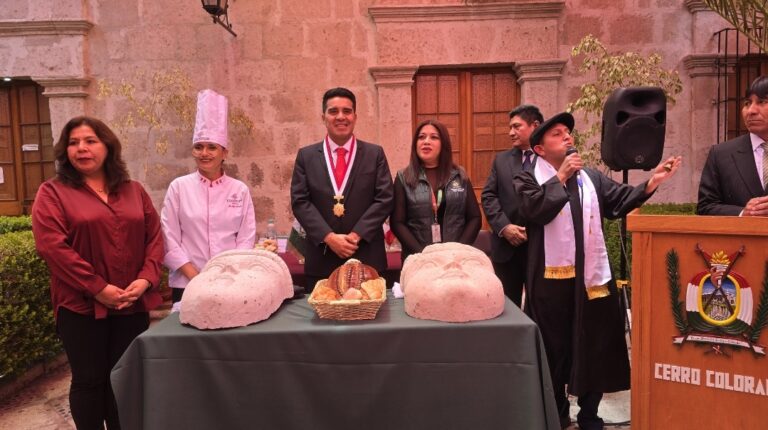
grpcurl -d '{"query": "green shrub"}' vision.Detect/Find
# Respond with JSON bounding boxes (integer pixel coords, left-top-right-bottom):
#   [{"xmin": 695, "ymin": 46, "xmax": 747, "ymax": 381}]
[
  {"xmin": 0, "ymin": 230, "xmax": 62, "ymax": 380},
  {"xmin": 0, "ymin": 218, "xmax": 171, "ymax": 382},
  {"xmin": 639, "ymin": 202, "xmax": 696, "ymax": 215},
  {"xmin": 0, "ymin": 215, "xmax": 32, "ymax": 234},
  {"xmin": 604, "ymin": 203, "xmax": 696, "ymax": 307},
  {"xmin": 605, "ymin": 203, "xmax": 696, "ymax": 280}
]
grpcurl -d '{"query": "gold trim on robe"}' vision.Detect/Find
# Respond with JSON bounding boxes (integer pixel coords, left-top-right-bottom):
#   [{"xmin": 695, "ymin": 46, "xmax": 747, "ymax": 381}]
[
  {"xmin": 586, "ymin": 284, "xmax": 610, "ymax": 300},
  {"xmin": 544, "ymin": 265, "xmax": 576, "ymax": 279}
]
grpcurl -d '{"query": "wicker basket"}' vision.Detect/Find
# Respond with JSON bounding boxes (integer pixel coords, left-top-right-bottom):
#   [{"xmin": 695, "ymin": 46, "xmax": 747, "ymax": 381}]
[{"xmin": 308, "ymin": 278, "xmax": 387, "ymax": 320}]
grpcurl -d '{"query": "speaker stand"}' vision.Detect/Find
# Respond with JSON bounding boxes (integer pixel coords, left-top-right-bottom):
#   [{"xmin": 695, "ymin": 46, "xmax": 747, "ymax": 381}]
[{"xmin": 618, "ymin": 169, "xmax": 632, "ymax": 340}]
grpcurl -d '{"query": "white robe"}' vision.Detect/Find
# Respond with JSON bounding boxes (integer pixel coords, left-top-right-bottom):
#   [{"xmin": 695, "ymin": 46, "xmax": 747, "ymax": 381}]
[{"xmin": 161, "ymin": 171, "xmax": 257, "ymax": 289}]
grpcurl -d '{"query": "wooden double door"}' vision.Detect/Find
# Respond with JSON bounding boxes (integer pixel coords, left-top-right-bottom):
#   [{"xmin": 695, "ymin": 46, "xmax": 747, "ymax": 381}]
[
  {"xmin": 0, "ymin": 80, "xmax": 54, "ymax": 215},
  {"xmin": 412, "ymin": 68, "xmax": 520, "ymax": 228}
]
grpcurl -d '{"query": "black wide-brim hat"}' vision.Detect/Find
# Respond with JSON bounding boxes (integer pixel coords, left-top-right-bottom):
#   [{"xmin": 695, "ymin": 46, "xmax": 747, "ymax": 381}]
[{"xmin": 530, "ymin": 112, "xmax": 575, "ymax": 147}]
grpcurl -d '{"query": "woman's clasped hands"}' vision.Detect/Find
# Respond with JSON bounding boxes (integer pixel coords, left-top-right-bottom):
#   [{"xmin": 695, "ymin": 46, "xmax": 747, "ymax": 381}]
[{"xmin": 94, "ymin": 279, "xmax": 151, "ymax": 310}]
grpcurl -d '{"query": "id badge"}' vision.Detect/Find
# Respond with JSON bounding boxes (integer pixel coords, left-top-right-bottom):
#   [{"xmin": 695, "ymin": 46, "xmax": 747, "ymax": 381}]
[{"xmin": 431, "ymin": 223, "xmax": 442, "ymax": 243}]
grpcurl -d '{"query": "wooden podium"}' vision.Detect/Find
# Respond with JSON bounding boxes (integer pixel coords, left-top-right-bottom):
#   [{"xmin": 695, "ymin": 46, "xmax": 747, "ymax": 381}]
[{"xmin": 628, "ymin": 214, "xmax": 768, "ymax": 429}]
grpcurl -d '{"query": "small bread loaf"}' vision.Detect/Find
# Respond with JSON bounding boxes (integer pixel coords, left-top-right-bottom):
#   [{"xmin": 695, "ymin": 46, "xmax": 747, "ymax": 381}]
[
  {"xmin": 360, "ymin": 279, "xmax": 385, "ymax": 300},
  {"xmin": 312, "ymin": 281, "xmax": 341, "ymax": 301}
]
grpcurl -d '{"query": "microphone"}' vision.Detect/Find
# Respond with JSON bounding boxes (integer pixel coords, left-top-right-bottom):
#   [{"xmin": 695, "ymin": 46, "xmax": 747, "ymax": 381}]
[{"xmin": 565, "ymin": 146, "xmax": 582, "ymax": 187}]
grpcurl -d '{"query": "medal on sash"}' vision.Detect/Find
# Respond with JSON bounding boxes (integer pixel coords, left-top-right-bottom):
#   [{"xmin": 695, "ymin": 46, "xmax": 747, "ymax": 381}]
[
  {"xmin": 333, "ymin": 195, "xmax": 345, "ymax": 217},
  {"xmin": 324, "ymin": 136, "xmax": 357, "ymax": 218}
]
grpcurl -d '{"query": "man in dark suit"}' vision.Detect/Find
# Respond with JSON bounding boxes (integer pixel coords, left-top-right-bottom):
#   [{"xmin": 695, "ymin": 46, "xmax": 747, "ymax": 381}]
[
  {"xmin": 481, "ymin": 104, "xmax": 542, "ymax": 307},
  {"xmin": 698, "ymin": 75, "xmax": 768, "ymax": 216},
  {"xmin": 290, "ymin": 87, "xmax": 394, "ymax": 292}
]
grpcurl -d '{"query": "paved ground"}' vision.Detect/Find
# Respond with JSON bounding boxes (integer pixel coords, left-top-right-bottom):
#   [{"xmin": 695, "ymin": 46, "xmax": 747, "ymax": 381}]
[
  {"xmin": 0, "ymin": 310, "xmax": 631, "ymax": 430},
  {"xmin": 0, "ymin": 363, "xmax": 74, "ymax": 430}
]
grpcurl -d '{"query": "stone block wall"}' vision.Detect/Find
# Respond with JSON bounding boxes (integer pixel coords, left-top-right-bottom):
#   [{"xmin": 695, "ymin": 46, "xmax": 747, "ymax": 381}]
[{"xmin": 0, "ymin": 0, "xmax": 737, "ymax": 229}]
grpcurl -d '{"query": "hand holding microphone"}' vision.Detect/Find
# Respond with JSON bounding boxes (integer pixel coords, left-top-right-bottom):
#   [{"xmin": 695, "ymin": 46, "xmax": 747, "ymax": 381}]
[{"xmin": 557, "ymin": 146, "xmax": 583, "ymax": 185}]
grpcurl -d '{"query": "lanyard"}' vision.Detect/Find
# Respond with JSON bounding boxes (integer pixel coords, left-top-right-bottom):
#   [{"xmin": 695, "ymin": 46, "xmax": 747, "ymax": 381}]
[
  {"xmin": 323, "ymin": 135, "xmax": 356, "ymax": 196},
  {"xmin": 430, "ymin": 188, "xmax": 443, "ymax": 222}
]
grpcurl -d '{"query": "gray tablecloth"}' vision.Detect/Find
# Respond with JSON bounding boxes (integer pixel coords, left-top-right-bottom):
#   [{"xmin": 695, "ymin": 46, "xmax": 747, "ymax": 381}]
[{"xmin": 112, "ymin": 293, "xmax": 559, "ymax": 430}]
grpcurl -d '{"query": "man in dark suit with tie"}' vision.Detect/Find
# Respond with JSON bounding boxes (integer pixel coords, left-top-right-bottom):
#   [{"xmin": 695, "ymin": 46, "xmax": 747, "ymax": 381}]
[
  {"xmin": 481, "ymin": 104, "xmax": 543, "ymax": 307},
  {"xmin": 290, "ymin": 87, "xmax": 394, "ymax": 292},
  {"xmin": 698, "ymin": 75, "xmax": 768, "ymax": 216}
]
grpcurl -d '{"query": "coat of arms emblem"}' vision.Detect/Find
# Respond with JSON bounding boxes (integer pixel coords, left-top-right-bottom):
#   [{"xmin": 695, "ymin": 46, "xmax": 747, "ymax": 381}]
[{"xmin": 666, "ymin": 245, "xmax": 768, "ymax": 356}]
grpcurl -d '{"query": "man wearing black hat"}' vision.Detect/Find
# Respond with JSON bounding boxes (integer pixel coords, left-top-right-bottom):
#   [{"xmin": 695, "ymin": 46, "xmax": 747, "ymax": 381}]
[
  {"xmin": 481, "ymin": 104, "xmax": 542, "ymax": 307},
  {"xmin": 513, "ymin": 112, "xmax": 681, "ymax": 429}
]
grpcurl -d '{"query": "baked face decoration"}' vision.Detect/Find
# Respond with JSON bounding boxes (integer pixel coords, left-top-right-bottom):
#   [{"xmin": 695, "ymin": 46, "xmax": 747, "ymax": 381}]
[
  {"xmin": 180, "ymin": 249, "xmax": 294, "ymax": 329},
  {"xmin": 400, "ymin": 242, "xmax": 504, "ymax": 322}
]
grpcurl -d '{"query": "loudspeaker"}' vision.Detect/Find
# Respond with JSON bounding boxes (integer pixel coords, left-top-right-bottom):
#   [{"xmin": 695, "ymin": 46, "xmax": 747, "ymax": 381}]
[{"xmin": 601, "ymin": 87, "xmax": 666, "ymax": 171}]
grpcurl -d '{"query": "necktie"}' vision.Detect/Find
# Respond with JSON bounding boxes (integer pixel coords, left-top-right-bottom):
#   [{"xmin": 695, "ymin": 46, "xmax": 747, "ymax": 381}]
[
  {"xmin": 334, "ymin": 147, "xmax": 348, "ymax": 189},
  {"xmin": 522, "ymin": 150, "xmax": 533, "ymax": 171},
  {"xmin": 762, "ymin": 142, "xmax": 768, "ymax": 190},
  {"xmin": 566, "ymin": 175, "xmax": 581, "ymax": 209}
]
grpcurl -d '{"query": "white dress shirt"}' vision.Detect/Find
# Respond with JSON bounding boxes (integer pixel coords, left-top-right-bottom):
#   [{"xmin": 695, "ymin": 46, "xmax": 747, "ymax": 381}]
[{"xmin": 749, "ymin": 133, "xmax": 767, "ymax": 188}]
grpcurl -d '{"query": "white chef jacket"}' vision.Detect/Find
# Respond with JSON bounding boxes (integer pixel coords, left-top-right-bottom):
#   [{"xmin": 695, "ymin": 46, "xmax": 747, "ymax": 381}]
[{"xmin": 161, "ymin": 171, "xmax": 257, "ymax": 289}]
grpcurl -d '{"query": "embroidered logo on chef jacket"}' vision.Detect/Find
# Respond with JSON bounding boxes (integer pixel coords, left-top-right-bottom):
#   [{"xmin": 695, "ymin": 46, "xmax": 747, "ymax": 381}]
[
  {"xmin": 227, "ymin": 193, "xmax": 244, "ymax": 208},
  {"xmin": 448, "ymin": 180, "xmax": 464, "ymax": 193}
]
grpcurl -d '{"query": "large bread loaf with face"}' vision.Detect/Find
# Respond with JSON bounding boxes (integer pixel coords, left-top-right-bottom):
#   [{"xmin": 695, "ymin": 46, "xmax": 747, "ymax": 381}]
[
  {"xmin": 400, "ymin": 242, "xmax": 504, "ymax": 322},
  {"xmin": 179, "ymin": 249, "xmax": 294, "ymax": 329}
]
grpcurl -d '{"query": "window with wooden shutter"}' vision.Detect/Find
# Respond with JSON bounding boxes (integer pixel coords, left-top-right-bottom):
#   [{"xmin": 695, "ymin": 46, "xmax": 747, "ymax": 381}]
[{"xmin": 0, "ymin": 80, "xmax": 54, "ymax": 215}]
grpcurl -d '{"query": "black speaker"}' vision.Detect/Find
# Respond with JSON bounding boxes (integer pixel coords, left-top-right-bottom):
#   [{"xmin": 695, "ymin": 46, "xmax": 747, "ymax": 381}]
[{"xmin": 601, "ymin": 87, "xmax": 666, "ymax": 171}]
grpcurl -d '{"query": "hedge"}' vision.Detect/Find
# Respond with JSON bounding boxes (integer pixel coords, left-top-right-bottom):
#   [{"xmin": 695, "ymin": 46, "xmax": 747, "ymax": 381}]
[
  {"xmin": 0, "ymin": 230, "xmax": 62, "ymax": 380},
  {"xmin": 603, "ymin": 202, "xmax": 696, "ymax": 307},
  {"xmin": 604, "ymin": 202, "xmax": 696, "ymax": 279},
  {"xmin": 0, "ymin": 215, "xmax": 32, "ymax": 234},
  {"xmin": 0, "ymin": 218, "xmax": 170, "ymax": 381}
]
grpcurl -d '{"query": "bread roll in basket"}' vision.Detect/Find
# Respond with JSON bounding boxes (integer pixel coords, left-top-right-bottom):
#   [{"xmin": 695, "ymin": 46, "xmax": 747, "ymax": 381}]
[{"xmin": 308, "ymin": 259, "xmax": 386, "ymax": 320}]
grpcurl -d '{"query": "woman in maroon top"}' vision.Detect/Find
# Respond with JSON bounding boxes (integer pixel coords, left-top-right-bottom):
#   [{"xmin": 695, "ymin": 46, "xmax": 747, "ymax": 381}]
[{"xmin": 32, "ymin": 116, "xmax": 163, "ymax": 430}]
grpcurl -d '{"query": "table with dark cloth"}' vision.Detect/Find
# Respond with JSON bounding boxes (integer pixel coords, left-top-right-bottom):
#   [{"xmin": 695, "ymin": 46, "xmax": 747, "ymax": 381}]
[{"xmin": 111, "ymin": 293, "xmax": 559, "ymax": 430}]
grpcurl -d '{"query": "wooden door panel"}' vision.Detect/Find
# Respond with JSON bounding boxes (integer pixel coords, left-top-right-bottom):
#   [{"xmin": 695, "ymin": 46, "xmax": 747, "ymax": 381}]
[
  {"xmin": 0, "ymin": 127, "xmax": 12, "ymax": 161},
  {"xmin": 437, "ymin": 75, "xmax": 459, "ymax": 113},
  {"xmin": 0, "ymin": 89, "xmax": 10, "ymax": 125},
  {"xmin": 472, "ymin": 151, "xmax": 495, "ymax": 188},
  {"xmin": 0, "ymin": 164, "xmax": 17, "ymax": 200},
  {"xmin": 21, "ymin": 125, "xmax": 41, "ymax": 162},
  {"xmin": 471, "ymin": 74, "xmax": 494, "ymax": 112},
  {"xmin": 0, "ymin": 81, "xmax": 54, "ymax": 215},
  {"xmin": 494, "ymin": 112, "xmax": 511, "ymax": 152},
  {"xmin": 416, "ymin": 75, "xmax": 437, "ymax": 114},
  {"xmin": 41, "ymin": 126, "xmax": 54, "ymax": 159},
  {"xmin": 18, "ymin": 85, "xmax": 39, "ymax": 123},
  {"xmin": 472, "ymin": 112, "xmax": 494, "ymax": 151},
  {"xmin": 24, "ymin": 166, "xmax": 41, "ymax": 200},
  {"xmin": 437, "ymin": 113, "xmax": 460, "ymax": 141},
  {"xmin": 494, "ymin": 73, "xmax": 516, "ymax": 111}
]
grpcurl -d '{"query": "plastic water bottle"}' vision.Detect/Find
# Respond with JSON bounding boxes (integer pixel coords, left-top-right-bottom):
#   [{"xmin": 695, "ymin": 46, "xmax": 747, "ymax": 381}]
[{"xmin": 266, "ymin": 218, "xmax": 277, "ymax": 241}]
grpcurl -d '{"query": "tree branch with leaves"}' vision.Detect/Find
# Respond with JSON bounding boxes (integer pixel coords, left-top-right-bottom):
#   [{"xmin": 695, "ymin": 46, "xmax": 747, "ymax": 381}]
[
  {"xmin": 97, "ymin": 68, "xmax": 254, "ymax": 177},
  {"xmin": 702, "ymin": 1, "xmax": 768, "ymax": 53},
  {"xmin": 566, "ymin": 35, "xmax": 683, "ymax": 169}
]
